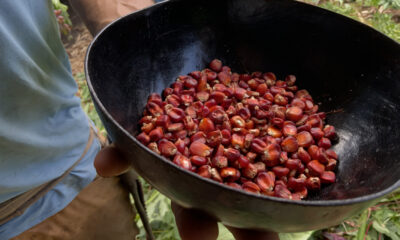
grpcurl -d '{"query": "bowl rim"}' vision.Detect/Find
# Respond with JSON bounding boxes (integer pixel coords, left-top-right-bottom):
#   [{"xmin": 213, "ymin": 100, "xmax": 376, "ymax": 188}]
[{"xmin": 84, "ymin": 0, "xmax": 400, "ymax": 207}]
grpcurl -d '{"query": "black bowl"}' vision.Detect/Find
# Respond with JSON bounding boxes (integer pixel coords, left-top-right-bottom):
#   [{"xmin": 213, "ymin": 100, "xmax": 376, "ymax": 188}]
[{"xmin": 85, "ymin": 0, "xmax": 400, "ymax": 232}]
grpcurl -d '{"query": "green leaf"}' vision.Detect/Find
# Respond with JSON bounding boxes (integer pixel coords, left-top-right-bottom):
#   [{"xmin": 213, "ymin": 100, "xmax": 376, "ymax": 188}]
[
  {"xmin": 371, "ymin": 207, "xmax": 400, "ymax": 240},
  {"xmin": 279, "ymin": 231, "xmax": 315, "ymax": 240},
  {"xmin": 356, "ymin": 210, "xmax": 369, "ymax": 240},
  {"xmin": 372, "ymin": 220, "xmax": 400, "ymax": 240},
  {"xmin": 217, "ymin": 224, "xmax": 234, "ymax": 240}
]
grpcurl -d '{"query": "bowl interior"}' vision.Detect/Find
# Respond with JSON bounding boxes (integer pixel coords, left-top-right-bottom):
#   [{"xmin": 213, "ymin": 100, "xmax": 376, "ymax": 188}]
[{"xmin": 87, "ymin": 0, "xmax": 400, "ymax": 201}]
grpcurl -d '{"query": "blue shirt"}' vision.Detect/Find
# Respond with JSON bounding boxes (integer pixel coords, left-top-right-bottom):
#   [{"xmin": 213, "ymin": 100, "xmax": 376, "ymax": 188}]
[{"xmin": 0, "ymin": 1, "xmax": 100, "ymax": 239}]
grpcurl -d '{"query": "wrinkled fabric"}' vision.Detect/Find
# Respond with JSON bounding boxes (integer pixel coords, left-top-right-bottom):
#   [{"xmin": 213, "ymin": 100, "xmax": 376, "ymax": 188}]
[{"xmin": 0, "ymin": 0, "xmax": 99, "ymax": 239}]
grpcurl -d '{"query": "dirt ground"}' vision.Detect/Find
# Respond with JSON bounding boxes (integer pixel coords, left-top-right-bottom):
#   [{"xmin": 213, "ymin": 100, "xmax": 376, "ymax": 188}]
[{"xmin": 62, "ymin": 9, "xmax": 92, "ymax": 76}]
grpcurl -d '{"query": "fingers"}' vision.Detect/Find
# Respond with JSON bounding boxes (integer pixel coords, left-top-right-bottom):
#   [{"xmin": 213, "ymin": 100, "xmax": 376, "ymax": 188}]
[
  {"xmin": 171, "ymin": 202, "xmax": 219, "ymax": 240},
  {"xmin": 225, "ymin": 225, "xmax": 280, "ymax": 240},
  {"xmin": 94, "ymin": 145, "xmax": 131, "ymax": 177}
]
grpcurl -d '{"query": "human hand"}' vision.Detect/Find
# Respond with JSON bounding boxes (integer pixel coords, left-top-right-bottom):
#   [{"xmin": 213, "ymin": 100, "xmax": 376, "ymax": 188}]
[
  {"xmin": 94, "ymin": 144, "xmax": 131, "ymax": 177},
  {"xmin": 95, "ymin": 146, "xmax": 279, "ymax": 239},
  {"xmin": 171, "ymin": 202, "xmax": 280, "ymax": 240},
  {"xmin": 69, "ymin": 0, "xmax": 154, "ymax": 36}
]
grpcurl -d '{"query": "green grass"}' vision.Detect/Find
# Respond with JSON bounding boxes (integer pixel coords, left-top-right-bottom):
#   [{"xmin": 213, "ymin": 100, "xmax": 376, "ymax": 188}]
[
  {"xmin": 75, "ymin": 1, "xmax": 400, "ymax": 238},
  {"xmin": 75, "ymin": 72, "xmax": 106, "ymax": 136}
]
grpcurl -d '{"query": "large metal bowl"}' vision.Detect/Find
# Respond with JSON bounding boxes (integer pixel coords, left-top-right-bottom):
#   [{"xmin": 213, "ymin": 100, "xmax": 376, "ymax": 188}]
[{"xmin": 85, "ymin": 0, "xmax": 400, "ymax": 232}]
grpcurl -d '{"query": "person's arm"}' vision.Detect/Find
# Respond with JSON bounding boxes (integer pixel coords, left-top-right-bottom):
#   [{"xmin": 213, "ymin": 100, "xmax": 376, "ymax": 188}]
[{"xmin": 69, "ymin": 0, "xmax": 154, "ymax": 36}]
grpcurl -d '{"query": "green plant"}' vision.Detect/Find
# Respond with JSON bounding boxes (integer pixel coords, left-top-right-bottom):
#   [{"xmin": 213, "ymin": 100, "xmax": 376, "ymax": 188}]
[
  {"xmin": 52, "ymin": 0, "xmax": 72, "ymax": 35},
  {"xmin": 371, "ymin": 12, "xmax": 400, "ymax": 41},
  {"xmin": 74, "ymin": 73, "xmax": 106, "ymax": 136}
]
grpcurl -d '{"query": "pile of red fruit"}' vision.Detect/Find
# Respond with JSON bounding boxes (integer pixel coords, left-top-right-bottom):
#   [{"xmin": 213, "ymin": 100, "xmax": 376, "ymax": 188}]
[{"xmin": 136, "ymin": 59, "xmax": 338, "ymax": 200}]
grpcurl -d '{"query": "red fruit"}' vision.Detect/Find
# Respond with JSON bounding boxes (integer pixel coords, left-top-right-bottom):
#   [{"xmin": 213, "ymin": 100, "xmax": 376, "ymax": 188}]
[
  {"xmin": 189, "ymin": 141, "xmax": 212, "ymax": 157},
  {"xmin": 256, "ymin": 83, "xmax": 268, "ymax": 95},
  {"xmin": 285, "ymin": 158, "xmax": 301, "ymax": 170},
  {"xmin": 141, "ymin": 122, "xmax": 155, "ymax": 134},
  {"xmin": 274, "ymin": 184, "xmax": 292, "ymax": 199},
  {"xmin": 196, "ymin": 91, "xmax": 210, "ymax": 102},
  {"xmin": 234, "ymin": 87, "xmax": 248, "ymax": 100},
  {"xmin": 155, "ymin": 115, "xmax": 171, "ymax": 129},
  {"xmin": 163, "ymin": 87, "xmax": 174, "ymax": 97},
  {"xmin": 267, "ymin": 126, "xmax": 282, "ymax": 138},
  {"xmin": 173, "ymin": 155, "xmax": 192, "ymax": 170},
  {"xmin": 281, "ymin": 136, "xmax": 299, "ymax": 153},
  {"xmin": 308, "ymin": 145, "xmax": 320, "ymax": 160},
  {"xmin": 253, "ymin": 162, "xmax": 266, "ymax": 173},
  {"xmin": 211, "ymin": 156, "xmax": 228, "ymax": 168},
  {"xmin": 197, "ymin": 165, "xmax": 211, "ymax": 179},
  {"xmin": 167, "ymin": 123, "xmax": 184, "ymax": 132},
  {"xmin": 230, "ymin": 115, "xmax": 246, "ymax": 128},
  {"xmin": 167, "ymin": 107, "xmax": 185, "ymax": 122},
  {"xmin": 326, "ymin": 149, "xmax": 338, "ymax": 159},
  {"xmin": 296, "ymin": 131, "xmax": 313, "ymax": 148},
  {"xmin": 272, "ymin": 166, "xmax": 290, "ymax": 178},
  {"xmin": 242, "ymin": 182, "xmax": 261, "ymax": 194},
  {"xmin": 210, "ymin": 59, "xmax": 222, "ymax": 72},
  {"xmin": 184, "ymin": 77, "xmax": 198, "ymax": 88},
  {"xmin": 137, "ymin": 132, "xmax": 150, "ymax": 145},
  {"xmin": 251, "ymin": 138, "xmax": 267, "ymax": 154},
  {"xmin": 191, "ymin": 131, "xmax": 206, "ymax": 143},
  {"xmin": 326, "ymin": 159, "xmax": 337, "ymax": 171},
  {"xmin": 224, "ymin": 148, "xmax": 240, "ymax": 161},
  {"xmin": 209, "ymin": 108, "xmax": 226, "ymax": 124},
  {"xmin": 147, "ymin": 102, "xmax": 164, "ymax": 116},
  {"xmin": 285, "ymin": 75, "xmax": 296, "ymax": 86},
  {"xmin": 283, "ymin": 122, "xmax": 297, "ymax": 137},
  {"xmin": 287, "ymin": 177, "xmax": 306, "ymax": 191},
  {"xmin": 147, "ymin": 142, "xmax": 160, "ymax": 154},
  {"xmin": 221, "ymin": 129, "xmax": 231, "ymax": 146},
  {"xmin": 158, "ymin": 140, "xmax": 177, "ymax": 157},
  {"xmin": 247, "ymin": 79, "xmax": 259, "ymax": 90},
  {"xmin": 206, "ymin": 70, "xmax": 218, "ymax": 81},
  {"xmin": 320, "ymin": 171, "xmax": 336, "ymax": 183},
  {"xmin": 318, "ymin": 148, "xmax": 330, "ymax": 164},
  {"xmin": 242, "ymin": 163, "xmax": 258, "ymax": 179},
  {"xmin": 318, "ymin": 137, "xmax": 332, "ymax": 149},
  {"xmin": 220, "ymin": 167, "xmax": 240, "ymax": 182},
  {"xmin": 297, "ymin": 147, "xmax": 311, "ymax": 164},
  {"xmin": 149, "ymin": 127, "xmax": 163, "ymax": 142},
  {"xmin": 189, "ymin": 71, "xmax": 202, "ymax": 80},
  {"xmin": 245, "ymin": 152, "xmax": 257, "ymax": 163},
  {"xmin": 207, "ymin": 130, "xmax": 222, "ymax": 147},
  {"xmin": 175, "ymin": 138, "xmax": 186, "ymax": 153},
  {"xmin": 286, "ymin": 106, "xmax": 303, "ymax": 122},
  {"xmin": 231, "ymin": 134, "xmax": 245, "ymax": 149},
  {"xmin": 261, "ymin": 144, "xmax": 281, "ymax": 167},
  {"xmin": 218, "ymin": 71, "xmax": 231, "ymax": 86},
  {"xmin": 271, "ymin": 118, "xmax": 284, "ymax": 128},
  {"xmin": 238, "ymin": 155, "xmax": 250, "ymax": 168},
  {"xmin": 256, "ymin": 172, "xmax": 275, "ymax": 192},
  {"xmin": 210, "ymin": 168, "xmax": 223, "ymax": 182},
  {"xmin": 190, "ymin": 156, "xmax": 208, "ymax": 166},
  {"xmin": 270, "ymin": 86, "xmax": 285, "ymax": 95},
  {"xmin": 310, "ymin": 127, "xmax": 324, "ymax": 140},
  {"xmin": 307, "ymin": 160, "xmax": 325, "ymax": 176},
  {"xmin": 306, "ymin": 177, "xmax": 321, "ymax": 190},
  {"xmin": 291, "ymin": 98, "xmax": 305, "ymax": 109},
  {"xmin": 293, "ymin": 186, "xmax": 308, "ymax": 200},
  {"xmin": 210, "ymin": 91, "xmax": 226, "ymax": 104},
  {"xmin": 263, "ymin": 72, "xmax": 276, "ymax": 81},
  {"xmin": 139, "ymin": 116, "xmax": 153, "ymax": 124},
  {"xmin": 226, "ymin": 182, "xmax": 242, "ymax": 190},
  {"xmin": 198, "ymin": 118, "xmax": 215, "ymax": 133},
  {"xmin": 324, "ymin": 125, "xmax": 336, "ymax": 139}
]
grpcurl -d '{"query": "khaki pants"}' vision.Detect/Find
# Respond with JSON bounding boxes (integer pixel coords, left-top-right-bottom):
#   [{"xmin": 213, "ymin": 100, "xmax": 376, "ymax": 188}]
[{"xmin": 12, "ymin": 177, "xmax": 138, "ymax": 240}]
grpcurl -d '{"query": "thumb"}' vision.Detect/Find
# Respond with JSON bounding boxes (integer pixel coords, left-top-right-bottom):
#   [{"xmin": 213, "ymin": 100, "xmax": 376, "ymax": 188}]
[{"xmin": 94, "ymin": 144, "xmax": 131, "ymax": 177}]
